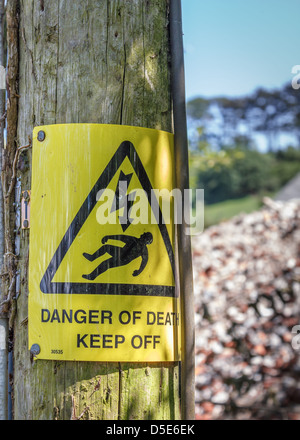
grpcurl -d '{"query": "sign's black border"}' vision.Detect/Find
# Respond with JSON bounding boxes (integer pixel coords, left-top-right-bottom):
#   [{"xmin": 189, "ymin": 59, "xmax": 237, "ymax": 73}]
[{"xmin": 40, "ymin": 141, "xmax": 176, "ymax": 297}]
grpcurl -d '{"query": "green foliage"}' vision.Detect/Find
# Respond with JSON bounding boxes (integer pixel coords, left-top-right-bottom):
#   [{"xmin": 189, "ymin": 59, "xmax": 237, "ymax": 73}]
[
  {"xmin": 276, "ymin": 146, "xmax": 300, "ymax": 161},
  {"xmin": 204, "ymin": 195, "xmax": 263, "ymax": 227},
  {"xmin": 190, "ymin": 144, "xmax": 300, "ymax": 205},
  {"xmin": 187, "ymin": 83, "xmax": 300, "ymax": 213},
  {"xmin": 186, "ymin": 97, "xmax": 209, "ymax": 120},
  {"xmin": 187, "ymin": 82, "xmax": 300, "ymax": 152}
]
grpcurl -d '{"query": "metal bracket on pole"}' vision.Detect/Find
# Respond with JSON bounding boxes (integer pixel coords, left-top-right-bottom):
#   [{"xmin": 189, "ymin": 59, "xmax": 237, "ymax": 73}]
[
  {"xmin": 21, "ymin": 190, "xmax": 31, "ymax": 229},
  {"xmin": 0, "ymin": 318, "xmax": 8, "ymax": 420}
]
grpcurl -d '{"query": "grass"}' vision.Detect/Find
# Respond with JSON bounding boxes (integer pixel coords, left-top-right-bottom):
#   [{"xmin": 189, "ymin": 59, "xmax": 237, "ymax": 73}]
[{"xmin": 204, "ymin": 194, "xmax": 263, "ymax": 228}]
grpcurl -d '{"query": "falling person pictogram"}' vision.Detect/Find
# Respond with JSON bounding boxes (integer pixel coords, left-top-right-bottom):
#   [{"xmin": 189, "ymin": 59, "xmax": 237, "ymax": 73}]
[{"xmin": 82, "ymin": 232, "xmax": 153, "ymax": 280}]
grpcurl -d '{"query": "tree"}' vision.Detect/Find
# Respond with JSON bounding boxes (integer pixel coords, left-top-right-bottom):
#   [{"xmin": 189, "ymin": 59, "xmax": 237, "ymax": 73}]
[
  {"xmin": 187, "ymin": 83, "xmax": 300, "ymax": 152},
  {"xmin": 3, "ymin": 0, "xmax": 180, "ymax": 420},
  {"xmin": 191, "ymin": 144, "xmax": 278, "ymax": 205}
]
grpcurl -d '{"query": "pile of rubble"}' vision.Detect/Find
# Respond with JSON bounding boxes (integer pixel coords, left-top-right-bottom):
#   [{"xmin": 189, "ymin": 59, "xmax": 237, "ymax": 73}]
[{"xmin": 192, "ymin": 197, "xmax": 300, "ymax": 420}]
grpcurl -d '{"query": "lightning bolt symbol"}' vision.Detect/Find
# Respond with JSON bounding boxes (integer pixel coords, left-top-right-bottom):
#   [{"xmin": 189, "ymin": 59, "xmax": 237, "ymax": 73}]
[{"xmin": 111, "ymin": 171, "xmax": 136, "ymax": 232}]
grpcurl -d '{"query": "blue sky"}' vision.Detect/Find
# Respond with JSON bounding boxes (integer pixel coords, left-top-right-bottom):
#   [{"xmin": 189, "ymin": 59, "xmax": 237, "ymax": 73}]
[{"xmin": 182, "ymin": 0, "xmax": 299, "ymax": 100}]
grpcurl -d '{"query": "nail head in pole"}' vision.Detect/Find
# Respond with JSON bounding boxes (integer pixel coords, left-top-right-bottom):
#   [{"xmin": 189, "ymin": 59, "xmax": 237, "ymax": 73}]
[
  {"xmin": 37, "ymin": 130, "xmax": 46, "ymax": 142},
  {"xmin": 30, "ymin": 344, "xmax": 41, "ymax": 356}
]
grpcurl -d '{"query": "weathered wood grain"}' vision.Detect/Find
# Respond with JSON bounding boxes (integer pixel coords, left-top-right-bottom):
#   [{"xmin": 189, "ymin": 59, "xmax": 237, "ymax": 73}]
[{"xmin": 13, "ymin": 0, "xmax": 179, "ymax": 420}]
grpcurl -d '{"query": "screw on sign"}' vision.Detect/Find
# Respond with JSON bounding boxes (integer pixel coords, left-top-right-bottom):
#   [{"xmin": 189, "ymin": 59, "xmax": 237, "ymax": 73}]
[
  {"xmin": 30, "ymin": 344, "xmax": 41, "ymax": 356},
  {"xmin": 37, "ymin": 130, "xmax": 46, "ymax": 142}
]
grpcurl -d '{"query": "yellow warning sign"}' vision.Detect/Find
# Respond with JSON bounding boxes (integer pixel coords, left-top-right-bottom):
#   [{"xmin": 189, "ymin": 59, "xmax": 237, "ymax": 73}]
[{"xmin": 28, "ymin": 124, "xmax": 180, "ymax": 362}]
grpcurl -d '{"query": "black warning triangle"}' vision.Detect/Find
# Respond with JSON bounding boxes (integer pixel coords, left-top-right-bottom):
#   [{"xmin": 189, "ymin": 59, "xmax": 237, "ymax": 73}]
[{"xmin": 40, "ymin": 141, "xmax": 176, "ymax": 297}]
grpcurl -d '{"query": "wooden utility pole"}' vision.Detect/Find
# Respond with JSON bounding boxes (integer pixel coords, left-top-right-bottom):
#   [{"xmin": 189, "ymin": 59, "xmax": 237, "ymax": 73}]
[{"xmin": 4, "ymin": 0, "xmax": 180, "ymax": 420}]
